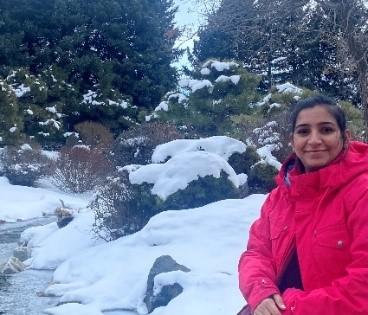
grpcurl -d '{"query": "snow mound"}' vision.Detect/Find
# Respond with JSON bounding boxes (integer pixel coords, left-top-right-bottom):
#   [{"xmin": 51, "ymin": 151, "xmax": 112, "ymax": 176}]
[
  {"xmin": 129, "ymin": 151, "xmax": 243, "ymax": 200},
  {"xmin": 152, "ymin": 136, "xmax": 247, "ymax": 163},
  {"xmin": 40, "ymin": 195, "xmax": 265, "ymax": 315}
]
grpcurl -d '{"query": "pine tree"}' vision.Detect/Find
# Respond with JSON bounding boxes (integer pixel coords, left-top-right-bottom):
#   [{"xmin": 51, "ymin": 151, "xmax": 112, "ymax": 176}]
[
  {"xmin": 193, "ymin": 0, "xmax": 360, "ymax": 102},
  {"xmin": 0, "ymin": 0, "xmax": 181, "ymax": 146}
]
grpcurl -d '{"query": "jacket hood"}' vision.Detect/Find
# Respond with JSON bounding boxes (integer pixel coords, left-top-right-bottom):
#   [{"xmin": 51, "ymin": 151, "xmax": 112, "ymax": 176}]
[{"xmin": 276, "ymin": 141, "xmax": 368, "ymax": 196}]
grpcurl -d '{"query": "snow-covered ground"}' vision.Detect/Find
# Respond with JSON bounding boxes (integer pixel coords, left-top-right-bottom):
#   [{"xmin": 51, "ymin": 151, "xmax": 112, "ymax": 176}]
[
  {"xmin": 0, "ymin": 176, "xmax": 90, "ymax": 222},
  {"xmin": 0, "ymin": 175, "xmax": 265, "ymax": 315}
]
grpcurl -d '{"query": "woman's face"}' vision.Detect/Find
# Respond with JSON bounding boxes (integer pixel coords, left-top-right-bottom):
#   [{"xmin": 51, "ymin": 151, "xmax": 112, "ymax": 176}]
[{"xmin": 291, "ymin": 105, "xmax": 347, "ymax": 172}]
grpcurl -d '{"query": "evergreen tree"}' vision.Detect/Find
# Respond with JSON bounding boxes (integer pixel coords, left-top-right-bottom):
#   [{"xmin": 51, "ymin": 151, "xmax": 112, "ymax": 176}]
[
  {"xmin": 0, "ymin": 79, "xmax": 23, "ymax": 145},
  {"xmin": 148, "ymin": 59, "xmax": 261, "ymax": 137},
  {"xmin": 193, "ymin": 0, "xmax": 360, "ymax": 103},
  {"xmin": 0, "ymin": 0, "xmax": 180, "ymax": 146}
]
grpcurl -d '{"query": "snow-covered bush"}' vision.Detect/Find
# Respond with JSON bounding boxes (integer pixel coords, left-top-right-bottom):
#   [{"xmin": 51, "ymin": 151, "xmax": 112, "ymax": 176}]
[
  {"xmin": 52, "ymin": 145, "xmax": 112, "ymax": 193},
  {"xmin": 92, "ymin": 172, "xmax": 154, "ymax": 240},
  {"xmin": 112, "ymin": 122, "xmax": 183, "ymax": 166},
  {"xmin": 2, "ymin": 143, "xmax": 51, "ymax": 186},
  {"xmin": 92, "ymin": 149, "xmax": 245, "ymax": 240}
]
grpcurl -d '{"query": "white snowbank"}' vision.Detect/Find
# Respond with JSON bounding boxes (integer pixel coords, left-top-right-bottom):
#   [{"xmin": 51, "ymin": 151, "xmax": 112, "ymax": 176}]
[
  {"xmin": 152, "ymin": 136, "xmax": 247, "ymax": 163},
  {"xmin": 29, "ymin": 194, "xmax": 265, "ymax": 315},
  {"xmin": 0, "ymin": 177, "xmax": 89, "ymax": 222},
  {"xmin": 129, "ymin": 151, "xmax": 243, "ymax": 200},
  {"xmin": 23, "ymin": 211, "xmax": 103, "ymax": 270}
]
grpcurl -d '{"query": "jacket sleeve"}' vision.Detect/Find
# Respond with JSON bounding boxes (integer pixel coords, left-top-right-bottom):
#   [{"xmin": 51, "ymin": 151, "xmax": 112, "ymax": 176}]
[
  {"xmin": 281, "ymin": 191, "xmax": 368, "ymax": 315},
  {"xmin": 238, "ymin": 194, "xmax": 279, "ymax": 312}
]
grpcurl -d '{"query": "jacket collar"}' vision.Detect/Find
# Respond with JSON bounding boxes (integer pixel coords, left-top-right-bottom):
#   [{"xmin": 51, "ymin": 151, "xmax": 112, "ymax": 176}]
[{"xmin": 276, "ymin": 141, "xmax": 368, "ymax": 197}]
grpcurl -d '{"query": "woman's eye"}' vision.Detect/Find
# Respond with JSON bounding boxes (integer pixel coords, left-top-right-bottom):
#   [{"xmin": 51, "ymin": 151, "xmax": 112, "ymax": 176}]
[
  {"xmin": 321, "ymin": 127, "xmax": 334, "ymax": 134},
  {"xmin": 296, "ymin": 129, "xmax": 309, "ymax": 135}
]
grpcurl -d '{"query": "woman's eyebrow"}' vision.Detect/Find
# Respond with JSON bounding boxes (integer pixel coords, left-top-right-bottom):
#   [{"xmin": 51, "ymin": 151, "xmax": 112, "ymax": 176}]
[{"xmin": 295, "ymin": 121, "xmax": 335, "ymax": 128}]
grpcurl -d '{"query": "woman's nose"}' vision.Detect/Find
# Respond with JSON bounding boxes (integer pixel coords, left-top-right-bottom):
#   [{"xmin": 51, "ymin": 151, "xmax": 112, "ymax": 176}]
[{"xmin": 308, "ymin": 130, "xmax": 322, "ymax": 144}]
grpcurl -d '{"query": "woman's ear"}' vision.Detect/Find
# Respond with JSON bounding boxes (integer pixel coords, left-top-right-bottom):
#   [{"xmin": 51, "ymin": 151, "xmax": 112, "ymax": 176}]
[{"xmin": 289, "ymin": 133, "xmax": 294, "ymax": 151}]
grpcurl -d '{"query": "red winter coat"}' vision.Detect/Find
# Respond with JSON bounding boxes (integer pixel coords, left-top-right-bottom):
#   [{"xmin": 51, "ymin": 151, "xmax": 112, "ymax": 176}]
[{"xmin": 238, "ymin": 141, "xmax": 368, "ymax": 315}]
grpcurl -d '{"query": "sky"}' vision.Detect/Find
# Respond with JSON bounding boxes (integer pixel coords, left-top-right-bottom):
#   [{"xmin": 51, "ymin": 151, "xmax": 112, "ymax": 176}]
[{"xmin": 173, "ymin": 0, "xmax": 205, "ymax": 68}]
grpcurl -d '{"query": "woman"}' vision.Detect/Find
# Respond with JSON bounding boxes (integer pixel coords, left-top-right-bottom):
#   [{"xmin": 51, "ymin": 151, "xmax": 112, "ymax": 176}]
[{"xmin": 238, "ymin": 95, "xmax": 368, "ymax": 315}]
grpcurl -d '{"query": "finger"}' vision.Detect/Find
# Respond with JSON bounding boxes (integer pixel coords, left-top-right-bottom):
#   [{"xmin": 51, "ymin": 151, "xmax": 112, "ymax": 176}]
[
  {"xmin": 256, "ymin": 300, "xmax": 279, "ymax": 315},
  {"xmin": 272, "ymin": 294, "xmax": 286, "ymax": 310},
  {"xmin": 255, "ymin": 300, "xmax": 273, "ymax": 315},
  {"xmin": 263, "ymin": 299, "xmax": 281, "ymax": 315}
]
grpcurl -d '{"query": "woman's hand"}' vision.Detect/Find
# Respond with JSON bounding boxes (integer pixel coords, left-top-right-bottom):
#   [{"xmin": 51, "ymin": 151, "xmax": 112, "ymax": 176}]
[{"xmin": 254, "ymin": 294, "xmax": 286, "ymax": 315}]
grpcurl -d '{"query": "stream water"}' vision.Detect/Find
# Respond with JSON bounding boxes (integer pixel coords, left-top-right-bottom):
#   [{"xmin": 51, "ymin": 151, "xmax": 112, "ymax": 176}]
[
  {"xmin": 0, "ymin": 218, "xmax": 57, "ymax": 315},
  {"xmin": 0, "ymin": 218, "xmax": 137, "ymax": 315}
]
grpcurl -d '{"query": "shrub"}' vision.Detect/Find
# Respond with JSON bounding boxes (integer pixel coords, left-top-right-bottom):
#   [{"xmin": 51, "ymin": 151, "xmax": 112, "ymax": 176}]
[
  {"xmin": 248, "ymin": 162, "xmax": 278, "ymax": 194},
  {"xmin": 2, "ymin": 143, "xmax": 50, "ymax": 186},
  {"xmin": 339, "ymin": 101, "xmax": 365, "ymax": 141},
  {"xmin": 52, "ymin": 145, "xmax": 112, "ymax": 193},
  {"xmin": 92, "ymin": 172, "xmax": 159, "ymax": 240},
  {"xmin": 92, "ymin": 169, "xmax": 241, "ymax": 240},
  {"xmin": 161, "ymin": 171, "xmax": 241, "ymax": 211},
  {"xmin": 228, "ymin": 146, "xmax": 260, "ymax": 174},
  {"xmin": 112, "ymin": 122, "xmax": 183, "ymax": 166},
  {"xmin": 74, "ymin": 121, "xmax": 114, "ymax": 152}
]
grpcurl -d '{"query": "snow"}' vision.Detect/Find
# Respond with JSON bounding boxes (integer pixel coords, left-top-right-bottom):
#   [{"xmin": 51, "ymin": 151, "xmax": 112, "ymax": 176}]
[
  {"xmin": 13, "ymin": 84, "xmax": 31, "ymax": 97},
  {"xmin": 82, "ymin": 90, "xmax": 104, "ymax": 106},
  {"xmin": 152, "ymin": 136, "xmax": 247, "ymax": 163},
  {"xmin": 0, "ymin": 177, "xmax": 90, "ymax": 222},
  {"xmin": 276, "ymin": 82, "xmax": 303, "ymax": 95},
  {"xmin": 254, "ymin": 93, "xmax": 272, "ymax": 107},
  {"xmin": 46, "ymin": 106, "xmax": 58, "ymax": 114},
  {"xmin": 0, "ymin": 135, "xmax": 280, "ymax": 314},
  {"xmin": 129, "ymin": 151, "xmax": 243, "ymax": 200},
  {"xmin": 215, "ymin": 75, "xmax": 241, "ymax": 85},
  {"xmin": 167, "ymin": 93, "xmax": 187, "ymax": 104},
  {"xmin": 39, "ymin": 119, "xmax": 61, "ymax": 130},
  {"xmin": 200, "ymin": 68, "xmax": 211, "ymax": 75},
  {"xmin": 20, "ymin": 143, "xmax": 33, "ymax": 151},
  {"xmin": 179, "ymin": 78, "xmax": 213, "ymax": 93},
  {"xmin": 44, "ymin": 303, "xmax": 105, "ymax": 315},
  {"xmin": 9, "ymin": 126, "xmax": 17, "ymax": 133},
  {"xmin": 24, "ymin": 194, "xmax": 265, "ymax": 315},
  {"xmin": 108, "ymin": 99, "xmax": 129, "ymax": 109},
  {"xmin": 256, "ymin": 145, "xmax": 282, "ymax": 170},
  {"xmin": 154, "ymin": 101, "xmax": 169, "ymax": 112},
  {"xmin": 203, "ymin": 60, "xmax": 239, "ymax": 72},
  {"xmin": 24, "ymin": 211, "xmax": 102, "ymax": 270}
]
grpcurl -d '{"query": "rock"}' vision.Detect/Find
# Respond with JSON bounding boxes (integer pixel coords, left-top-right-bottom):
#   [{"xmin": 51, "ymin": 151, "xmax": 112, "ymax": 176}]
[
  {"xmin": 13, "ymin": 245, "xmax": 28, "ymax": 262},
  {"xmin": 55, "ymin": 199, "xmax": 75, "ymax": 228},
  {"xmin": 1, "ymin": 256, "xmax": 25, "ymax": 274},
  {"xmin": 144, "ymin": 255, "xmax": 190, "ymax": 313}
]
